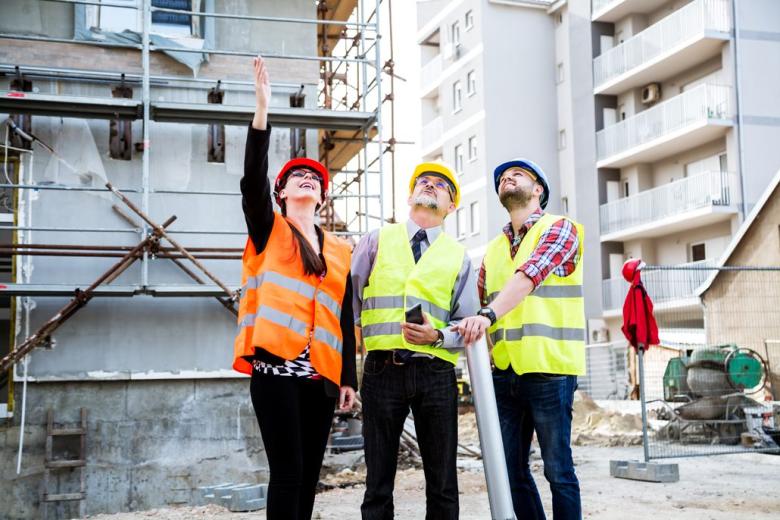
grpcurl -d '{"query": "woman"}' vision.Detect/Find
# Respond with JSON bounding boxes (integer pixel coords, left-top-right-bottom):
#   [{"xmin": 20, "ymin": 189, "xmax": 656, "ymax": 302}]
[{"xmin": 233, "ymin": 56, "xmax": 357, "ymax": 520}]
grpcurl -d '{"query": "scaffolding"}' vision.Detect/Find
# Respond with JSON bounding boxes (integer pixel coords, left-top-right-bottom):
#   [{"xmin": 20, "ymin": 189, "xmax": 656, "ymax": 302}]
[{"xmin": 0, "ymin": 0, "xmax": 394, "ymax": 388}]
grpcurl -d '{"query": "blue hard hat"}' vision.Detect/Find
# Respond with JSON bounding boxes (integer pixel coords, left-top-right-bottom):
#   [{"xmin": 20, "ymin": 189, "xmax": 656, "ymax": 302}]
[{"xmin": 493, "ymin": 158, "xmax": 550, "ymax": 209}]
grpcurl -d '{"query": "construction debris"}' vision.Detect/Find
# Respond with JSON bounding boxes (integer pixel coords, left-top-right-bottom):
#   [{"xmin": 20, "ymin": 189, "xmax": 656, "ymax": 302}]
[{"xmin": 572, "ymin": 391, "xmax": 643, "ymax": 447}]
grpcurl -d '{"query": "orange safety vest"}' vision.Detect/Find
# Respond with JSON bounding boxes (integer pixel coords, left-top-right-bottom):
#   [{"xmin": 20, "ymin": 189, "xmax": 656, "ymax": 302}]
[{"xmin": 233, "ymin": 213, "xmax": 351, "ymax": 386}]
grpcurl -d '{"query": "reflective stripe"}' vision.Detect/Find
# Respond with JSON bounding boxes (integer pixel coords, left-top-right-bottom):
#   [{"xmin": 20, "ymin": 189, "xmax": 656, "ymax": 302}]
[
  {"xmin": 362, "ymin": 295, "xmax": 450, "ymax": 323},
  {"xmin": 241, "ymin": 271, "xmax": 316, "ymax": 299},
  {"xmin": 490, "ymin": 329, "xmax": 503, "ymax": 345},
  {"xmin": 362, "ymin": 322, "xmax": 402, "ymax": 337},
  {"xmin": 256, "ymin": 305, "xmax": 310, "ymax": 337},
  {"xmin": 316, "ymin": 290, "xmax": 342, "ymax": 319},
  {"xmin": 503, "ymin": 324, "xmax": 585, "ymax": 342},
  {"xmin": 408, "ymin": 296, "xmax": 450, "ymax": 323},
  {"xmin": 313, "ymin": 327, "xmax": 343, "ymax": 354},
  {"xmin": 362, "ymin": 295, "xmax": 403, "ymax": 310},
  {"xmin": 532, "ymin": 285, "xmax": 583, "ymax": 298},
  {"xmin": 487, "ymin": 285, "xmax": 582, "ymax": 302},
  {"xmin": 239, "ymin": 313, "xmax": 256, "ymax": 328}
]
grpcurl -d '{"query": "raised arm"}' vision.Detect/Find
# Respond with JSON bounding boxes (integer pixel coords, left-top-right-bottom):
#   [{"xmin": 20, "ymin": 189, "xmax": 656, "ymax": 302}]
[{"xmin": 240, "ymin": 56, "xmax": 275, "ymax": 252}]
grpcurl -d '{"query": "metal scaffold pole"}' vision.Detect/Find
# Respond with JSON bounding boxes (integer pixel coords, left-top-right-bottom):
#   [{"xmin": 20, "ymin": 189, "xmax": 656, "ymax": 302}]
[{"xmin": 141, "ymin": 0, "xmax": 151, "ymax": 287}]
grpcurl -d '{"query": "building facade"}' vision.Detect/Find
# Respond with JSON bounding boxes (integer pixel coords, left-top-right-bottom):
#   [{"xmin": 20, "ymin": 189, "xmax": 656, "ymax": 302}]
[{"xmin": 417, "ymin": 0, "xmax": 780, "ymax": 346}]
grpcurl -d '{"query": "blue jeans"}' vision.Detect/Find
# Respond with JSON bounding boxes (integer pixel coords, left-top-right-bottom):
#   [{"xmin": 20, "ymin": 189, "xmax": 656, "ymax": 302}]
[
  {"xmin": 493, "ymin": 369, "xmax": 581, "ymax": 520},
  {"xmin": 360, "ymin": 352, "xmax": 459, "ymax": 520}
]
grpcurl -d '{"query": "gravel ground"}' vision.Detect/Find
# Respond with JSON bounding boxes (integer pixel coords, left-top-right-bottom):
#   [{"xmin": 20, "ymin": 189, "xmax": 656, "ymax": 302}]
[{"xmin": 87, "ymin": 445, "xmax": 780, "ymax": 519}]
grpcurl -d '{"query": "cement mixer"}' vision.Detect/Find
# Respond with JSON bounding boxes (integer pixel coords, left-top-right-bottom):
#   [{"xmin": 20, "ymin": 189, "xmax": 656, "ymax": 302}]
[{"xmin": 656, "ymin": 344, "xmax": 780, "ymax": 448}]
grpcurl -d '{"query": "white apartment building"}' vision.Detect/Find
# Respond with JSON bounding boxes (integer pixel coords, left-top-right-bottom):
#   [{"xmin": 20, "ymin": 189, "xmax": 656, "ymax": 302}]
[{"xmin": 417, "ymin": 0, "xmax": 780, "ymax": 344}]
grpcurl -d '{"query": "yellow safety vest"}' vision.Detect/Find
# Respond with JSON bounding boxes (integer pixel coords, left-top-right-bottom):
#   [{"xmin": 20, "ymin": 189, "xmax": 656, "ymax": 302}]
[
  {"xmin": 360, "ymin": 222, "xmax": 465, "ymax": 364},
  {"xmin": 485, "ymin": 213, "xmax": 586, "ymax": 376}
]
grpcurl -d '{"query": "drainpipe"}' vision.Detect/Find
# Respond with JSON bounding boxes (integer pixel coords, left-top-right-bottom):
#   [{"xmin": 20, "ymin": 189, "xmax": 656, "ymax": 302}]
[{"xmin": 731, "ymin": 0, "xmax": 747, "ymax": 219}]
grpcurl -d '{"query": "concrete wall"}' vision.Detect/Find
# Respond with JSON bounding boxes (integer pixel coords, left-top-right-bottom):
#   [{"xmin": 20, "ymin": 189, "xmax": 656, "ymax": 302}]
[
  {"xmin": 0, "ymin": 379, "xmax": 264, "ymax": 519},
  {"xmin": 482, "ymin": 3, "xmax": 560, "ymax": 237},
  {"xmin": 0, "ymin": 0, "xmax": 323, "ymax": 515},
  {"xmin": 559, "ymin": 0, "xmax": 604, "ymax": 322},
  {"xmin": 702, "ymin": 177, "xmax": 780, "ymax": 391},
  {"xmin": 734, "ymin": 0, "xmax": 780, "ymax": 213}
]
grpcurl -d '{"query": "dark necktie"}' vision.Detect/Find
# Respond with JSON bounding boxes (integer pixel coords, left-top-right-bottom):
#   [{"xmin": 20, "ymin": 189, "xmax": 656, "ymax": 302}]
[{"xmin": 411, "ymin": 229, "xmax": 427, "ymax": 263}]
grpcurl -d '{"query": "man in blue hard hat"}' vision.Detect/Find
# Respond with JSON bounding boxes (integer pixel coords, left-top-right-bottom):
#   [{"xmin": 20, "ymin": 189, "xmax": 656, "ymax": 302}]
[{"xmin": 454, "ymin": 159, "xmax": 586, "ymax": 519}]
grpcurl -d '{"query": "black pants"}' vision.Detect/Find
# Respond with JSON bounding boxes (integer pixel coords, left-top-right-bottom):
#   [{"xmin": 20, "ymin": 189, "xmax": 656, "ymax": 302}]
[
  {"xmin": 360, "ymin": 352, "xmax": 459, "ymax": 520},
  {"xmin": 250, "ymin": 371, "xmax": 337, "ymax": 520}
]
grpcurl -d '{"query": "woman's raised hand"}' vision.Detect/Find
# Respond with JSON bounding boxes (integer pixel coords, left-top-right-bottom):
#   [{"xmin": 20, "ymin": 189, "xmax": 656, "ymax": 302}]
[{"xmin": 252, "ymin": 56, "xmax": 270, "ymax": 130}]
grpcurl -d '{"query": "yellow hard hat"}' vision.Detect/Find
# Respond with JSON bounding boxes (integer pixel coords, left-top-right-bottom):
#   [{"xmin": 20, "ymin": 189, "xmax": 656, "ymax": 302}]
[{"xmin": 410, "ymin": 162, "xmax": 460, "ymax": 207}]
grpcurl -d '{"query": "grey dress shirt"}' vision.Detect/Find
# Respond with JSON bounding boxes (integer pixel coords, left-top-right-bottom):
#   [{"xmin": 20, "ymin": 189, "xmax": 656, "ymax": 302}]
[{"xmin": 351, "ymin": 220, "xmax": 479, "ymax": 350}]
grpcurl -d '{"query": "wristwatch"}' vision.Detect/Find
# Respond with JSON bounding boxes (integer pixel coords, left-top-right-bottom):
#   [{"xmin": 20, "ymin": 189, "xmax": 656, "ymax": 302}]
[
  {"xmin": 477, "ymin": 307, "xmax": 497, "ymax": 326},
  {"xmin": 431, "ymin": 329, "xmax": 444, "ymax": 348}
]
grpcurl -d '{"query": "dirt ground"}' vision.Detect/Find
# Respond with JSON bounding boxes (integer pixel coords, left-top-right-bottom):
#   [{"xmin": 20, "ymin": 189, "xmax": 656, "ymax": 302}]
[{"xmin": 87, "ymin": 395, "xmax": 780, "ymax": 519}]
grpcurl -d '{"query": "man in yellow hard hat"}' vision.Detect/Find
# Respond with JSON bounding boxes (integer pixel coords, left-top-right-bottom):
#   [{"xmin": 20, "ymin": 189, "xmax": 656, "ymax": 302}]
[{"xmin": 352, "ymin": 162, "xmax": 477, "ymax": 519}]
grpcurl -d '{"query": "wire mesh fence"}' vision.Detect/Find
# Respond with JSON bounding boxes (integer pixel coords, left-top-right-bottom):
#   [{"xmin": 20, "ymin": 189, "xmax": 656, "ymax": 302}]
[
  {"xmin": 639, "ymin": 265, "xmax": 780, "ymax": 459},
  {"xmin": 579, "ymin": 341, "xmax": 631, "ymax": 400}
]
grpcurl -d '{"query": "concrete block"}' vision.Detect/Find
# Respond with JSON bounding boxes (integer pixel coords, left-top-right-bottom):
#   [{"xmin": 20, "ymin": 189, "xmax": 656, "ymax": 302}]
[
  {"xmin": 199, "ymin": 482, "xmax": 235, "ymax": 505},
  {"xmin": 609, "ymin": 460, "xmax": 679, "ymax": 483},
  {"xmin": 228, "ymin": 483, "xmax": 268, "ymax": 512}
]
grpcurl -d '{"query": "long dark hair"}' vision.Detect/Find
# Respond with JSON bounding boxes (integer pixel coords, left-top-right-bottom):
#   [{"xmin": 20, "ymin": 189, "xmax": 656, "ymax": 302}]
[{"xmin": 280, "ymin": 200, "xmax": 325, "ymax": 277}]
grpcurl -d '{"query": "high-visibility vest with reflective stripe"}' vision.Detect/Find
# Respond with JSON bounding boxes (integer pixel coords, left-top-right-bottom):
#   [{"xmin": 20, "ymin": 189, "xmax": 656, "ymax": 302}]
[
  {"xmin": 233, "ymin": 213, "xmax": 351, "ymax": 385},
  {"xmin": 361, "ymin": 222, "xmax": 464, "ymax": 364},
  {"xmin": 485, "ymin": 213, "xmax": 586, "ymax": 376}
]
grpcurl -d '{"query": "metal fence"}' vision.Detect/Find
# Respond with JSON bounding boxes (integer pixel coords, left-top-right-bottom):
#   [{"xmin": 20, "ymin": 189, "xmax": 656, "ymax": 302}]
[
  {"xmin": 580, "ymin": 341, "xmax": 631, "ymax": 400},
  {"xmin": 638, "ymin": 265, "xmax": 780, "ymax": 460}
]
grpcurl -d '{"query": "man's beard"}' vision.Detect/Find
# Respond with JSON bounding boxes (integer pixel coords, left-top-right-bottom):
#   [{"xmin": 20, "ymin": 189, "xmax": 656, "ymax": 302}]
[
  {"xmin": 499, "ymin": 185, "xmax": 533, "ymax": 210},
  {"xmin": 412, "ymin": 193, "xmax": 440, "ymax": 210}
]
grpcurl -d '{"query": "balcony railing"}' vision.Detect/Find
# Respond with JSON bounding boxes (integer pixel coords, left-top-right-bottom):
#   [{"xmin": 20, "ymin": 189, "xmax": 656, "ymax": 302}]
[
  {"xmin": 421, "ymin": 116, "xmax": 443, "ymax": 152},
  {"xmin": 596, "ymin": 83, "xmax": 731, "ymax": 163},
  {"xmin": 602, "ymin": 260, "xmax": 714, "ymax": 311},
  {"xmin": 420, "ymin": 55, "xmax": 442, "ymax": 93},
  {"xmin": 600, "ymin": 171, "xmax": 736, "ymax": 236},
  {"xmin": 594, "ymin": 0, "xmax": 731, "ymax": 89}
]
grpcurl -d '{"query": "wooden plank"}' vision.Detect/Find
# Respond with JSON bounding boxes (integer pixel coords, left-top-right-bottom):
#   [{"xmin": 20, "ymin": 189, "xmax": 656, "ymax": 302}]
[{"xmin": 43, "ymin": 492, "xmax": 85, "ymax": 502}]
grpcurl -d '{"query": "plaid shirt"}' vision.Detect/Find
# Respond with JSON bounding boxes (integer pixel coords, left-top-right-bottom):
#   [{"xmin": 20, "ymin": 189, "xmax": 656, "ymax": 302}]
[{"xmin": 478, "ymin": 209, "xmax": 579, "ymax": 306}]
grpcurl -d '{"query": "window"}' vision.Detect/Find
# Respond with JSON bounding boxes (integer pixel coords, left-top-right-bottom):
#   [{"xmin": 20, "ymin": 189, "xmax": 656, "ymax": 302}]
[
  {"xmin": 555, "ymin": 12, "xmax": 563, "ymax": 26},
  {"xmin": 454, "ymin": 144, "xmax": 464, "ymax": 175},
  {"xmin": 622, "ymin": 180, "xmax": 630, "ymax": 197},
  {"xmin": 97, "ymin": 0, "xmax": 195, "ymax": 38},
  {"xmin": 558, "ymin": 129, "xmax": 567, "ymax": 150},
  {"xmin": 556, "ymin": 63, "xmax": 565, "ymax": 84},
  {"xmin": 452, "ymin": 81, "xmax": 463, "ymax": 113},
  {"xmin": 468, "ymin": 136, "xmax": 477, "ymax": 162},
  {"xmin": 465, "ymin": 10, "xmax": 474, "ymax": 30},
  {"xmin": 470, "ymin": 201, "xmax": 480, "ymax": 234},
  {"xmin": 466, "ymin": 70, "xmax": 476, "ymax": 96},
  {"xmin": 561, "ymin": 196, "xmax": 569, "ymax": 215},
  {"xmin": 690, "ymin": 243, "xmax": 706, "ymax": 262},
  {"xmin": 451, "ymin": 21, "xmax": 461, "ymax": 48},
  {"xmin": 152, "ymin": 0, "xmax": 193, "ymax": 35},
  {"xmin": 456, "ymin": 207, "xmax": 467, "ymax": 239}
]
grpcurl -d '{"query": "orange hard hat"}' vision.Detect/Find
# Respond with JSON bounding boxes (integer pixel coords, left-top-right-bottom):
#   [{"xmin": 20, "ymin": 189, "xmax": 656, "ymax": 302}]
[{"xmin": 274, "ymin": 157, "xmax": 329, "ymax": 206}]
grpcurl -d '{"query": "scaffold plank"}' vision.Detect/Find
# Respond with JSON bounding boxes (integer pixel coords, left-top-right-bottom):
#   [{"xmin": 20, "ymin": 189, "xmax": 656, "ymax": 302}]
[
  {"xmin": 1, "ymin": 91, "xmax": 375, "ymax": 130},
  {"xmin": 0, "ymin": 284, "xmax": 237, "ymax": 297}
]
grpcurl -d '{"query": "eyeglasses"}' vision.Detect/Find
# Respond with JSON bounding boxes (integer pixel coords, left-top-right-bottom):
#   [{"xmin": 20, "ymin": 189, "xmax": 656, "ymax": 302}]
[
  {"xmin": 415, "ymin": 176, "xmax": 450, "ymax": 192},
  {"xmin": 288, "ymin": 169, "xmax": 322, "ymax": 184}
]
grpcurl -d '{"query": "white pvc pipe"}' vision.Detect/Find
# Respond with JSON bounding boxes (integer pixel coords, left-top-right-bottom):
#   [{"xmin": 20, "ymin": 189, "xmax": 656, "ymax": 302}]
[{"xmin": 465, "ymin": 337, "xmax": 516, "ymax": 520}]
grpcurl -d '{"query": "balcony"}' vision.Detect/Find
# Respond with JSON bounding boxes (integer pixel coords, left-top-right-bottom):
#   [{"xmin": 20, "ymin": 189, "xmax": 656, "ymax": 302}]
[
  {"xmin": 600, "ymin": 171, "xmax": 739, "ymax": 241},
  {"xmin": 596, "ymin": 83, "xmax": 732, "ymax": 168},
  {"xmin": 420, "ymin": 116, "xmax": 443, "ymax": 158},
  {"xmin": 592, "ymin": 0, "xmax": 669, "ymax": 23},
  {"xmin": 602, "ymin": 260, "xmax": 714, "ymax": 314},
  {"xmin": 594, "ymin": 0, "xmax": 731, "ymax": 95},
  {"xmin": 420, "ymin": 55, "xmax": 442, "ymax": 99}
]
